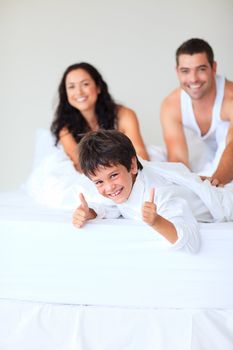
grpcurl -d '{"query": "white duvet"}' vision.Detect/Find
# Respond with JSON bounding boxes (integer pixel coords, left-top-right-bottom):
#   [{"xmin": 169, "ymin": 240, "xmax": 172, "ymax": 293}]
[
  {"xmin": 25, "ymin": 130, "xmax": 110, "ymax": 209},
  {"xmin": 24, "ymin": 128, "xmax": 229, "ymax": 210}
]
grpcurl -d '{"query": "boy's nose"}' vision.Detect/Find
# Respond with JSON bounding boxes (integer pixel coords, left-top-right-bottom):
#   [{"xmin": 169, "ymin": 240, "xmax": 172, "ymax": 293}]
[{"xmin": 105, "ymin": 181, "xmax": 115, "ymax": 192}]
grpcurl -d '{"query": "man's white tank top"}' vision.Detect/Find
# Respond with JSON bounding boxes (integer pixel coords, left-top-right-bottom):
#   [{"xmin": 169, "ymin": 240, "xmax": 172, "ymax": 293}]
[{"xmin": 180, "ymin": 75, "xmax": 230, "ymax": 174}]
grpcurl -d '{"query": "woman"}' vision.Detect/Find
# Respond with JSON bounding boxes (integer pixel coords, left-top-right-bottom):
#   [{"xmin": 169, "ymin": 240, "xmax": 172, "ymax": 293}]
[
  {"xmin": 51, "ymin": 62, "xmax": 149, "ymax": 171},
  {"xmin": 26, "ymin": 63, "xmax": 149, "ymax": 208}
]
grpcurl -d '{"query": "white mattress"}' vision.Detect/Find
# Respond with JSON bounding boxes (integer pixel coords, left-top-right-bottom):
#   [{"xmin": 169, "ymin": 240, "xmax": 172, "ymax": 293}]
[{"xmin": 1, "ymin": 190, "xmax": 233, "ymax": 309}]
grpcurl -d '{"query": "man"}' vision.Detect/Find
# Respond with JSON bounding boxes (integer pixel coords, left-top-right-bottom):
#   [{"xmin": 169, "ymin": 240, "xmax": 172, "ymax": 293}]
[{"xmin": 160, "ymin": 38, "xmax": 233, "ymax": 186}]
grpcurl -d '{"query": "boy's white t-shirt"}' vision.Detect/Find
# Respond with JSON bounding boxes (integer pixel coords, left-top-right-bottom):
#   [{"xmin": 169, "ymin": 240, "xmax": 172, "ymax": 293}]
[{"xmin": 89, "ymin": 161, "xmax": 233, "ymax": 253}]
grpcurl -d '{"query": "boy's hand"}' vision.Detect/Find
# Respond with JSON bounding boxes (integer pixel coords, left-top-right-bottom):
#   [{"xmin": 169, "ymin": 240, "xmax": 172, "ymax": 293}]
[
  {"xmin": 142, "ymin": 188, "xmax": 158, "ymax": 226},
  {"xmin": 72, "ymin": 193, "xmax": 92, "ymax": 228}
]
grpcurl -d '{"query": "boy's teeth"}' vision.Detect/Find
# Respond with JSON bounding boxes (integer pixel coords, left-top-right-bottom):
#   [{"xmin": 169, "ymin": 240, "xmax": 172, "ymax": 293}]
[{"xmin": 111, "ymin": 189, "xmax": 121, "ymax": 197}]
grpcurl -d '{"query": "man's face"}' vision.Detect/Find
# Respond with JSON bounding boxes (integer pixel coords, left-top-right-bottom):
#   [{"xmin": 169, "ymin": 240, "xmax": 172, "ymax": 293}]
[
  {"xmin": 176, "ymin": 52, "xmax": 216, "ymax": 100},
  {"xmin": 88, "ymin": 158, "xmax": 138, "ymax": 204}
]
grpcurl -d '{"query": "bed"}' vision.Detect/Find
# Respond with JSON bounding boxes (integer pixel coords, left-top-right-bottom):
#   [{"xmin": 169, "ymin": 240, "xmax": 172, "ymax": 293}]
[{"xmin": 1, "ymin": 130, "xmax": 233, "ymax": 350}]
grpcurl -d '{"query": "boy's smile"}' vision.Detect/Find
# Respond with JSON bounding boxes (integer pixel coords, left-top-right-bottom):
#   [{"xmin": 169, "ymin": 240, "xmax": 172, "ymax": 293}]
[{"xmin": 88, "ymin": 159, "xmax": 138, "ymax": 204}]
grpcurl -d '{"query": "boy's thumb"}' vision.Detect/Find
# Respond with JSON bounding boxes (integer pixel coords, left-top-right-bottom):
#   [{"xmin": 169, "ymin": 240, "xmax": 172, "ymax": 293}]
[
  {"xmin": 148, "ymin": 188, "xmax": 155, "ymax": 203},
  {"xmin": 79, "ymin": 193, "xmax": 88, "ymax": 209}
]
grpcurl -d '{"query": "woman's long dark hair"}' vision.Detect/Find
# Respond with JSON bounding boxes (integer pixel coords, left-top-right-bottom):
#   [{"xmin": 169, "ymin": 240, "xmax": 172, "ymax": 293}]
[{"xmin": 51, "ymin": 62, "xmax": 119, "ymax": 145}]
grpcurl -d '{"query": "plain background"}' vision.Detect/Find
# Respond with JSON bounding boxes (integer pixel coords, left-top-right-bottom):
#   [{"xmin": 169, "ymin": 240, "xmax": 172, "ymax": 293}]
[{"xmin": 1, "ymin": 0, "xmax": 233, "ymax": 190}]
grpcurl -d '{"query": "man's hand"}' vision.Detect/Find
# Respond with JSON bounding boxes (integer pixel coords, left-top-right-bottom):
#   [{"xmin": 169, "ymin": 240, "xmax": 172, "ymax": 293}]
[
  {"xmin": 72, "ymin": 193, "xmax": 92, "ymax": 228},
  {"xmin": 142, "ymin": 188, "xmax": 158, "ymax": 226},
  {"xmin": 200, "ymin": 176, "xmax": 224, "ymax": 187}
]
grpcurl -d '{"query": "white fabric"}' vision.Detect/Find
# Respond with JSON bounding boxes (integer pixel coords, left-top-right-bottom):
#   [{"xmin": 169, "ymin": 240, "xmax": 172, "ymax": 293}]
[
  {"xmin": 142, "ymin": 161, "xmax": 233, "ymax": 220},
  {"xmin": 181, "ymin": 74, "xmax": 229, "ymax": 174},
  {"xmin": 25, "ymin": 128, "xmax": 230, "ymax": 212},
  {"xmin": 90, "ymin": 161, "xmax": 233, "ymax": 253},
  {"xmin": 181, "ymin": 75, "xmax": 225, "ymax": 145},
  {"xmin": 24, "ymin": 129, "xmax": 111, "ymax": 209},
  {"xmin": 31, "ymin": 128, "xmax": 56, "ymax": 170},
  {"xmin": 149, "ymin": 76, "xmax": 230, "ymax": 175},
  {"xmin": 24, "ymin": 128, "xmax": 144, "ymax": 209},
  {"xmin": 1, "ymin": 191, "xmax": 233, "ymax": 349},
  {"xmin": 1, "ymin": 190, "xmax": 233, "ymax": 309},
  {"xmin": 1, "ymin": 300, "xmax": 233, "ymax": 350}
]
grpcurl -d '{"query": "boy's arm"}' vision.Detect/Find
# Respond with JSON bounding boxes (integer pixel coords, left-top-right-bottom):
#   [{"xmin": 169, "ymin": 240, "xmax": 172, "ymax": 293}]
[
  {"xmin": 142, "ymin": 189, "xmax": 178, "ymax": 243},
  {"xmin": 142, "ymin": 188, "xmax": 200, "ymax": 253},
  {"xmin": 72, "ymin": 193, "xmax": 122, "ymax": 228},
  {"xmin": 72, "ymin": 193, "xmax": 97, "ymax": 228}
]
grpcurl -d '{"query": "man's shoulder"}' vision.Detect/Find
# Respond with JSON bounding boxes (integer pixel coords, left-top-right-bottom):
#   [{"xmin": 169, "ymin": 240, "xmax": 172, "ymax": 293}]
[
  {"xmin": 162, "ymin": 87, "xmax": 181, "ymax": 105},
  {"xmin": 225, "ymin": 79, "xmax": 233, "ymax": 99},
  {"xmin": 222, "ymin": 79, "xmax": 233, "ymax": 122},
  {"xmin": 160, "ymin": 88, "xmax": 182, "ymax": 122}
]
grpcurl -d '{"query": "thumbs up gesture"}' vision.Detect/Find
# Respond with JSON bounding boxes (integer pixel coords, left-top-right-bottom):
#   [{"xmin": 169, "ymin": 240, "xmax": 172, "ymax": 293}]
[
  {"xmin": 72, "ymin": 193, "xmax": 93, "ymax": 228},
  {"xmin": 142, "ymin": 188, "xmax": 158, "ymax": 227}
]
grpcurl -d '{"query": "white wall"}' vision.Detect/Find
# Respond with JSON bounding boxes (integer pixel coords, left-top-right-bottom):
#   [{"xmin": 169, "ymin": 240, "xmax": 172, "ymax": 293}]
[{"xmin": 1, "ymin": 0, "xmax": 233, "ymax": 190}]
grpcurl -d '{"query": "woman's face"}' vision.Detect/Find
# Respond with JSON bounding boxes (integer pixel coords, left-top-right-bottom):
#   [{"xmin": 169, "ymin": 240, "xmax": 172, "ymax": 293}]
[{"xmin": 65, "ymin": 68, "xmax": 100, "ymax": 114}]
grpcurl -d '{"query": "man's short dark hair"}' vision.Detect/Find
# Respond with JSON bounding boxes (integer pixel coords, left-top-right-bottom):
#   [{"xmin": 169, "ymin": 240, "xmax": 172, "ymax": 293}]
[
  {"xmin": 176, "ymin": 38, "xmax": 214, "ymax": 67},
  {"xmin": 78, "ymin": 130, "xmax": 143, "ymax": 177}
]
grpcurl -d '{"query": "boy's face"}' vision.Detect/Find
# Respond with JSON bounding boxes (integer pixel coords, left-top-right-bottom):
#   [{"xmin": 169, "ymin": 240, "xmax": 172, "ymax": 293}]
[{"xmin": 88, "ymin": 157, "xmax": 138, "ymax": 204}]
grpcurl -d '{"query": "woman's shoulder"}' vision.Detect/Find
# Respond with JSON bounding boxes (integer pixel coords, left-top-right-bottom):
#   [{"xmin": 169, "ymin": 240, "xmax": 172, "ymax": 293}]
[
  {"xmin": 117, "ymin": 105, "xmax": 138, "ymax": 120},
  {"xmin": 59, "ymin": 127, "xmax": 70, "ymax": 139},
  {"xmin": 116, "ymin": 105, "xmax": 140, "ymax": 133}
]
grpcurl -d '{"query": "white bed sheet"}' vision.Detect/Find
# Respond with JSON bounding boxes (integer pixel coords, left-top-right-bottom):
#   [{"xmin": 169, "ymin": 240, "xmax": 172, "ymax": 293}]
[
  {"xmin": 1, "ymin": 190, "xmax": 233, "ymax": 309},
  {"xmin": 1, "ymin": 190, "xmax": 233, "ymax": 349},
  {"xmin": 1, "ymin": 299, "xmax": 233, "ymax": 350}
]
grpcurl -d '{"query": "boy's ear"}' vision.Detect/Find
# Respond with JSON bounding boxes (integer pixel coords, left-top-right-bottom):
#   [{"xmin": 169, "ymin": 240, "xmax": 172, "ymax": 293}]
[{"xmin": 130, "ymin": 156, "xmax": 138, "ymax": 174}]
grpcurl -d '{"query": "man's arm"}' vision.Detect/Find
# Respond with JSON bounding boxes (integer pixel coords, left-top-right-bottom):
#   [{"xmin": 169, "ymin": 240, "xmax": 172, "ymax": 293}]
[
  {"xmin": 160, "ymin": 92, "xmax": 190, "ymax": 168},
  {"xmin": 207, "ymin": 81, "xmax": 233, "ymax": 185},
  {"xmin": 209, "ymin": 121, "xmax": 233, "ymax": 185}
]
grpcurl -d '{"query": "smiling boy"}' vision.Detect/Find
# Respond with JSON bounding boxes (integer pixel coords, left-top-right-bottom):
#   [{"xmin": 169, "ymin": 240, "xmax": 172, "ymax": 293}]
[{"xmin": 73, "ymin": 130, "xmax": 233, "ymax": 253}]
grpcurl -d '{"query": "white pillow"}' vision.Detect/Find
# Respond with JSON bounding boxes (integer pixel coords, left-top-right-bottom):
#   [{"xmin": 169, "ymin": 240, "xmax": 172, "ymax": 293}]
[{"xmin": 32, "ymin": 128, "xmax": 56, "ymax": 170}]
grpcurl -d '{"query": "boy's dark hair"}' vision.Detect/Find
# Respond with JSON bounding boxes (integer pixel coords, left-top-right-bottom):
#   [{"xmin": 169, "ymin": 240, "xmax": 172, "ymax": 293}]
[
  {"xmin": 78, "ymin": 130, "xmax": 143, "ymax": 176},
  {"xmin": 176, "ymin": 38, "xmax": 214, "ymax": 67}
]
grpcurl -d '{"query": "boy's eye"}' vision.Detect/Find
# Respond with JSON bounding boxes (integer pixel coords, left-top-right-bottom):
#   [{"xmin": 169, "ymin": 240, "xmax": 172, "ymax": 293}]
[
  {"xmin": 110, "ymin": 173, "xmax": 118, "ymax": 179},
  {"xmin": 94, "ymin": 180, "xmax": 103, "ymax": 186}
]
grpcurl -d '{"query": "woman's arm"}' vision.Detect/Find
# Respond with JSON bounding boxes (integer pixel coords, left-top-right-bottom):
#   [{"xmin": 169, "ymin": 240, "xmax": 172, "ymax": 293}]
[
  {"xmin": 117, "ymin": 106, "xmax": 149, "ymax": 160},
  {"xmin": 59, "ymin": 128, "xmax": 81, "ymax": 171}
]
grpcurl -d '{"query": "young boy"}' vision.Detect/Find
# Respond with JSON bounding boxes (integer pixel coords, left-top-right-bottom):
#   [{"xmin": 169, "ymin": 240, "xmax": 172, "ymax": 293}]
[{"xmin": 73, "ymin": 130, "xmax": 233, "ymax": 253}]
